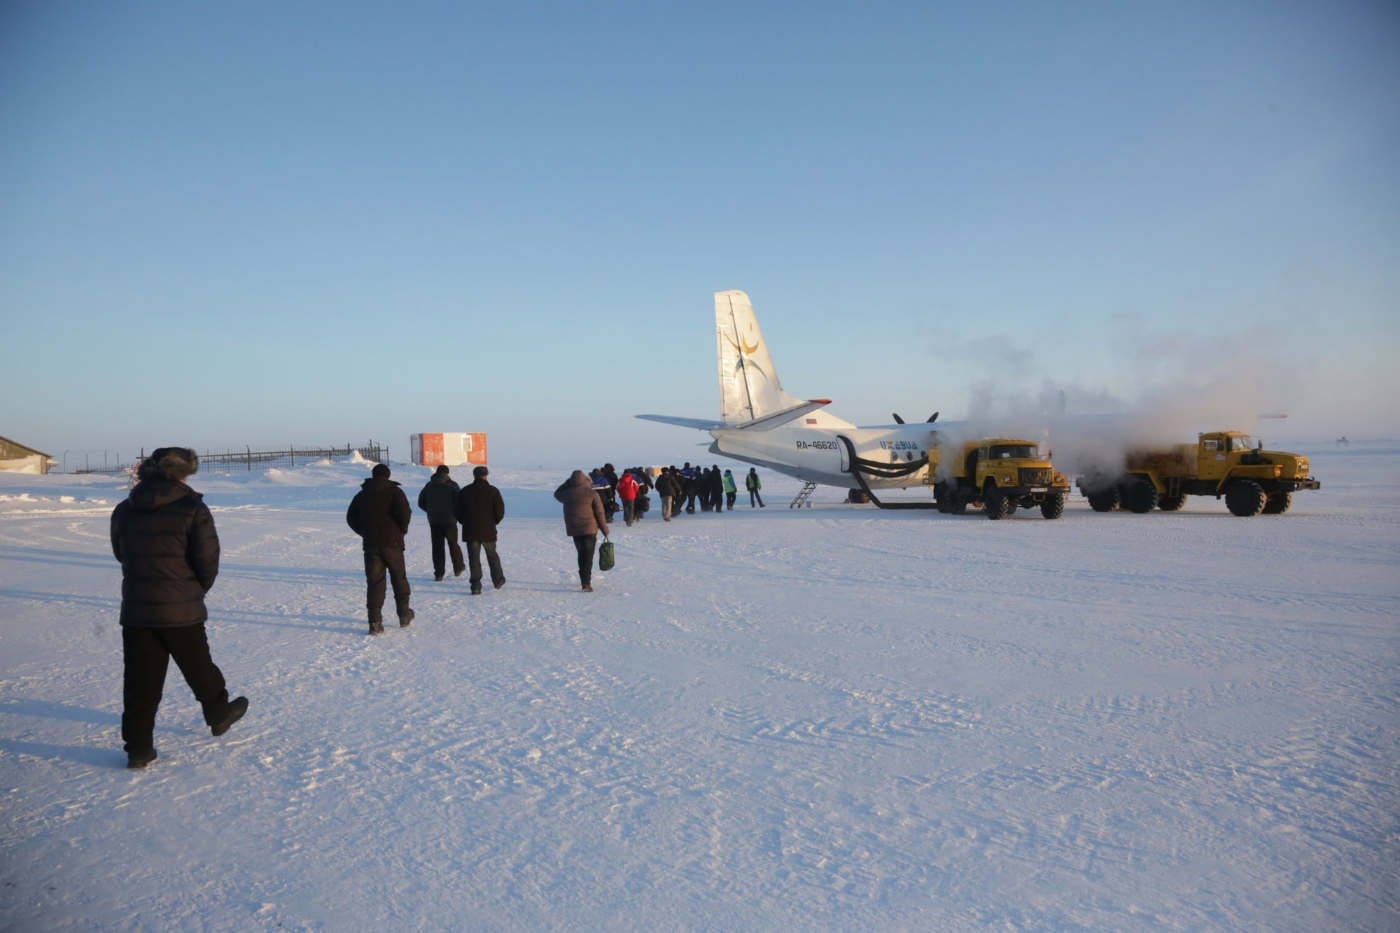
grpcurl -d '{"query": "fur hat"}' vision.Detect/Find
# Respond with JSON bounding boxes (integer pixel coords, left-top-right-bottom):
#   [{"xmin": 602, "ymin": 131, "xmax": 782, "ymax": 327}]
[
  {"xmin": 372, "ymin": 463, "xmax": 391, "ymax": 479},
  {"xmin": 435, "ymin": 465, "xmax": 450, "ymax": 475},
  {"xmin": 473, "ymin": 465, "xmax": 489, "ymax": 478},
  {"xmin": 138, "ymin": 447, "xmax": 199, "ymax": 482}
]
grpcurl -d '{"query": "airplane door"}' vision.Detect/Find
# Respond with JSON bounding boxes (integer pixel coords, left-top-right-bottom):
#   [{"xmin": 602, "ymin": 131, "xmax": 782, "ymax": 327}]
[{"xmin": 838, "ymin": 435, "xmax": 851, "ymax": 473}]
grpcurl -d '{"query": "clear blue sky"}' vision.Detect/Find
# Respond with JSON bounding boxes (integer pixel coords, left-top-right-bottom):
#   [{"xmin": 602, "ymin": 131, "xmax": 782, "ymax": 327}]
[{"xmin": 3, "ymin": 1, "xmax": 1397, "ymax": 466}]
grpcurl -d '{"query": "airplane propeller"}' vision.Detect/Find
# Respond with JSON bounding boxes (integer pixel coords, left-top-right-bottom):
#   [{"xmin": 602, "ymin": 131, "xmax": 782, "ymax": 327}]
[
  {"xmin": 928, "ymin": 412, "xmax": 939, "ymax": 423},
  {"xmin": 893, "ymin": 412, "xmax": 938, "ymax": 425},
  {"xmin": 892, "ymin": 413, "xmax": 905, "ymax": 424}
]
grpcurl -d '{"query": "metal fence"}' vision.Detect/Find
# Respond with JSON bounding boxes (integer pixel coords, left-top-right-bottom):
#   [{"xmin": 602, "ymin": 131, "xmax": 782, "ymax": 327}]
[{"xmin": 62, "ymin": 442, "xmax": 388, "ymax": 476}]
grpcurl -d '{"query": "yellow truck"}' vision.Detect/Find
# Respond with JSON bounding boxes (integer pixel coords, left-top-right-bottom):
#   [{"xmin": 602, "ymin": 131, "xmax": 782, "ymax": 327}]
[
  {"xmin": 931, "ymin": 438, "xmax": 1071, "ymax": 520},
  {"xmin": 1076, "ymin": 430, "xmax": 1320, "ymax": 516}
]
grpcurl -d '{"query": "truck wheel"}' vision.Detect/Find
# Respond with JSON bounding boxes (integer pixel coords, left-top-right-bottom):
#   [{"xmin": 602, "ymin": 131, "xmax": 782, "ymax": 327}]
[
  {"xmin": 1040, "ymin": 493, "xmax": 1066, "ymax": 519},
  {"xmin": 983, "ymin": 485, "xmax": 1009, "ymax": 520},
  {"xmin": 1005, "ymin": 500, "xmax": 1018, "ymax": 516},
  {"xmin": 847, "ymin": 489, "xmax": 869, "ymax": 504},
  {"xmin": 1225, "ymin": 479, "xmax": 1267, "ymax": 517},
  {"xmin": 1122, "ymin": 478, "xmax": 1158, "ymax": 514},
  {"xmin": 948, "ymin": 494, "xmax": 968, "ymax": 515},
  {"xmin": 1086, "ymin": 486, "xmax": 1119, "ymax": 512},
  {"xmin": 1262, "ymin": 491, "xmax": 1292, "ymax": 514},
  {"xmin": 1157, "ymin": 495, "xmax": 1185, "ymax": 511}
]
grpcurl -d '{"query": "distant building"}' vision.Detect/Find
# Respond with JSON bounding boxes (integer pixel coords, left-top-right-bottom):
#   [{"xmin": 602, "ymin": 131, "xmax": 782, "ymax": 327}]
[
  {"xmin": 0, "ymin": 435, "xmax": 57, "ymax": 474},
  {"xmin": 410, "ymin": 433, "xmax": 488, "ymax": 468}
]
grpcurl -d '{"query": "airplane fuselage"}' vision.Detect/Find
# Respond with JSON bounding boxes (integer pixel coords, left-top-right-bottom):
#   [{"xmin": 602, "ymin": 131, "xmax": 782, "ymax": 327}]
[{"xmin": 709, "ymin": 410, "xmax": 940, "ymax": 490}]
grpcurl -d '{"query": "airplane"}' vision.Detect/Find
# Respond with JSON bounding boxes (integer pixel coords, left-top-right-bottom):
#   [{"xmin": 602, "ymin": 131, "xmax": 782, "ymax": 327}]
[{"xmin": 637, "ymin": 290, "xmax": 961, "ymax": 509}]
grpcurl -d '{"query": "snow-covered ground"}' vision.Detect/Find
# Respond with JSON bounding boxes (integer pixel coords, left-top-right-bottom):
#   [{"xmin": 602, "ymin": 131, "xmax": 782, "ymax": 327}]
[{"xmin": 1, "ymin": 446, "xmax": 1396, "ymax": 932}]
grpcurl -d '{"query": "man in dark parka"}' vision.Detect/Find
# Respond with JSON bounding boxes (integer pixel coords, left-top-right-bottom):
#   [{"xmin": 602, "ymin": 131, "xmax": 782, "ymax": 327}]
[
  {"xmin": 417, "ymin": 465, "xmax": 465, "ymax": 581},
  {"xmin": 707, "ymin": 465, "xmax": 725, "ymax": 513},
  {"xmin": 455, "ymin": 465, "xmax": 506, "ymax": 594},
  {"xmin": 110, "ymin": 447, "xmax": 248, "ymax": 768},
  {"xmin": 553, "ymin": 469, "xmax": 610, "ymax": 591},
  {"xmin": 347, "ymin": 463, "xmax": 415, "ymax": 634},
  {"xmin": 655, "ymin": 467, "xmax": 677, "ymax": 521}
]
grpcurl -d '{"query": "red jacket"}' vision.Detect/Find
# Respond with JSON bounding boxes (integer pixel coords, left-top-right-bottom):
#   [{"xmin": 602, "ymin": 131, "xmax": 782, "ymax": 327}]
[{"xmin": 617, "ymin": 472, "xmax": 639, "ymax": 501}]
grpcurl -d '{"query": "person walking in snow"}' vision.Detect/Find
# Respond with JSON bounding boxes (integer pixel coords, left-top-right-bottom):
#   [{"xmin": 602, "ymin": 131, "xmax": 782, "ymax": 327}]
[
  {"xmin": 708, "ymin": 465, "xmax": 725, "ymax": 512},
  {"xmin": 746, "ymin": 467, "xmax": 765, "ymax": 507},
  {"xmin": 680, "ymin": 462, "xmax": 698, "ymax": 513},
  {"xmin": 655, "ymin": 466, "xmax": 677, "ymax": 521},
  {"xmin": 347, "ymin": 463, "xmax": 415, "ymax": 634},
  {"xmin": 455, "ymin": 465, "xmax": 506, "ymax": 595},
  {"xmin": 590, "ymin": 468, "xmax": 617, "ymax": 523},
  {"xmin": 723, "ymin": 469, "xmax": 737, "ymax": 510},
  {"xmin": 417, "ymin": 465, "xmax": 465, "ymax": 582},
  {"xmin": 110, "ymin": 447, "xmax": 248, "ymax": 769},
  {"xmin": 554, "ymin": 470, "xmax": 610, "ymax": 591},
  {"xmin": 617, "ymin": 469, "xmax": 639, "ymax": 526}
]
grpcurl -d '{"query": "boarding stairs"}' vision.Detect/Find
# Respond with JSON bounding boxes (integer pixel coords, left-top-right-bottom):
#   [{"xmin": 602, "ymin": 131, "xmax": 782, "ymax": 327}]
[{"xmin": 789, "ymin": 482, "xmax": 818, "ymax": 509}]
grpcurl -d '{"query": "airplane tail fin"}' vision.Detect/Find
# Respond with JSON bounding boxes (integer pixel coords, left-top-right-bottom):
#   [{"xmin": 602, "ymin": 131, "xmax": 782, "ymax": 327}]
[{"xmin": 715, "ymin": 290, "xmax": 803, "ymax": 423}]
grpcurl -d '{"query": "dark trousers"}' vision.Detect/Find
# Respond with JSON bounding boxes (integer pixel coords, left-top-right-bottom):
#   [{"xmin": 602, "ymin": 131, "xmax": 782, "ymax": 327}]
[
  {"xmin": 364, "ymin": 545, "xmax": 412, "ymax": 625},
  {"xmin": 573, "ymin": 533, "xmax": 597, "ymax": 586},
  {"xmin": 749, "ymin": 488, "xmax": 764, "ymax": 507},
  {"xmin": 726, "ymin": 491, "xmax": 737, "ymax": 509},
  {"xmin": 467, "ymin": 540, "xmax": 505, "ymax": 590},
  {"xmin": 622, "ymin": 499, "xmax": 635, "ymax": 525},
  {"xmin": 429, "ymin": 522, "xmax": 466, "ymax": 578},
  {"xmin": 122, "ymin": 623, "xmax": 230, "ymax": 755}
]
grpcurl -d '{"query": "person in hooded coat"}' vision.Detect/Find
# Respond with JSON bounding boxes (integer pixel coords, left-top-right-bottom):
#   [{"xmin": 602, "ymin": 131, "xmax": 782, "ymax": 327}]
[
  {"xmin": 417, "ymin": 465, "xmax": 465, "ymax": 581},
  {"xmin": 347, "ymin": 463, "xmax": 415, "ymax": 634},
  {"xmin": 110, "ymin": 447, "xmax": 248, "ymax": 769},
  {"xmin": 553, "ymin": 470, "xmax": 610, "ymax": 591},
  {"xmin": 455, "ymin": 465, "xmax": 506, "ymax": 594}
]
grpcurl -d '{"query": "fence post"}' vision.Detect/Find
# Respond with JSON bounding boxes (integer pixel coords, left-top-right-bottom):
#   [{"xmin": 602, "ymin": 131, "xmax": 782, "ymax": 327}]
[{"xmin": 247, "ymin": 446, "xmax": 251, "ymax": 471}]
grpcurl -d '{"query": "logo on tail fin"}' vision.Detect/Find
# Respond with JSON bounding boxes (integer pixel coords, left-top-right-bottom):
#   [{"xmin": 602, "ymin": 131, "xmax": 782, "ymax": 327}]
[{"xmin": 724, "ymin": 332, "xmax": 763, "ymax": 357}]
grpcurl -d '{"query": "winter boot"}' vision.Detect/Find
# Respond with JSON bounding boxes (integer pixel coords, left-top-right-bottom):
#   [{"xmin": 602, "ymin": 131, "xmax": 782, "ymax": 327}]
[
  {"xmin": 127, "ymin": 748, "xmax": 158, "ymax": 769},
  {"xmin": 210, "ymin": 696, "xmax": 249, "ymax": 737},
  {"xmin": 399, "ymin": 609, "xmax": 415, "ymax": 628}
]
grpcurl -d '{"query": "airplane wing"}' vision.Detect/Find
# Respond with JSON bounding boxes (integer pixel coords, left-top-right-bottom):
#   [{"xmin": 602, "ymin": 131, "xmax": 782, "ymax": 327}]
[{"xmin": 636, "ymin": 414, "xmax": 727, "ymax": 431}]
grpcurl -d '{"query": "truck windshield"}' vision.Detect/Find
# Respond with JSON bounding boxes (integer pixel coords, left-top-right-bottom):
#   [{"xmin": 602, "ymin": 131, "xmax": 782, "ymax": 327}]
[
  {"xmin": 1227, "ymin": 435, "xmax": 1259, "ymax": 452},
  {"xmin": 988, "ymin": 444, "xmax": 1037, "ymax": 460}
]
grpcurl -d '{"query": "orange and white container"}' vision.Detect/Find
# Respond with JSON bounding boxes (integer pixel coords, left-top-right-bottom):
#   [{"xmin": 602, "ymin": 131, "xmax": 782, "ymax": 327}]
[{"xmin": 410, "ymin": 433, "xmax": 487, "ymax": 467}]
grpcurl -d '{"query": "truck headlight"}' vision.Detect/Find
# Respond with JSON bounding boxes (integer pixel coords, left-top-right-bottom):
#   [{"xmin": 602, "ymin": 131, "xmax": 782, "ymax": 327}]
[{"xmin": 1002, "ymin": 475, "xmax": 1012, "ymax": 484}]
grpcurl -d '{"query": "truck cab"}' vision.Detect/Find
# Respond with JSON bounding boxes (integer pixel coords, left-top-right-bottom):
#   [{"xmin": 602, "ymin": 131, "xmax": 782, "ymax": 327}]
[{"xmin": 933, "ymin": 437, "xmax": 1071, "ymax": 520}]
